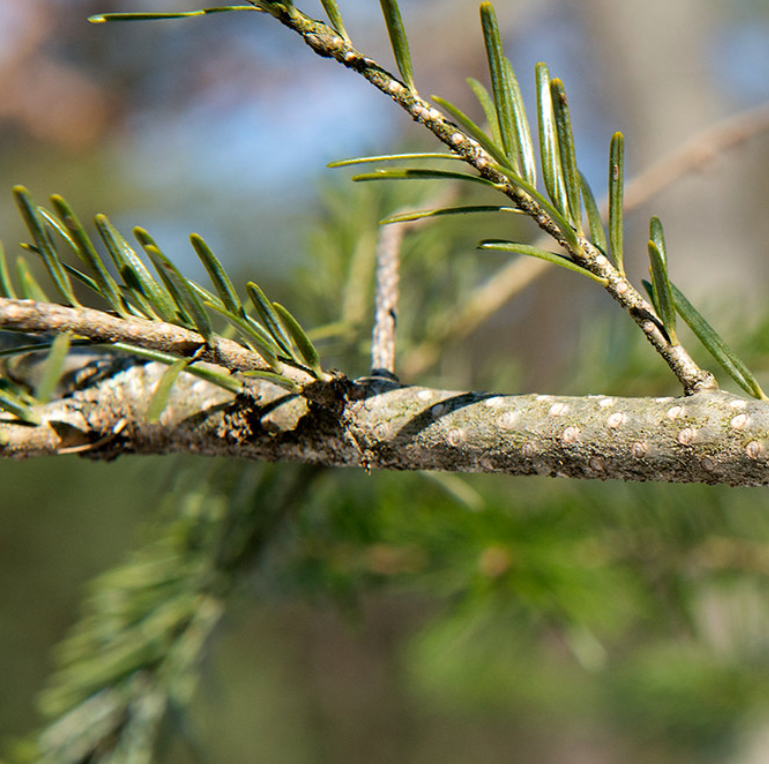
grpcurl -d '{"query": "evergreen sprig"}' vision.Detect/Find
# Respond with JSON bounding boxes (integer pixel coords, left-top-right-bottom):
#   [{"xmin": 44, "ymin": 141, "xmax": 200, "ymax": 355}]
[
  {"xmin": 35, "ymin": 462, "xmax": 321, "ymax": 763},
  {"xmin": 0, "ymin": 187, "xmax": 324, "ymax": 421},
  {"xmin": 3, "ymin": 0, "xmax": 769, "ymax": 762},
  {"xmin": 319, "ymin": 2, "xmax": 761, "ymax": 399}
]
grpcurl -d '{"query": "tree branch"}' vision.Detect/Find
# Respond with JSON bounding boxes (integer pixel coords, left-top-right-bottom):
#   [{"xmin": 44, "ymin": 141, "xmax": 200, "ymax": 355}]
[
  {"xmin": 0, "ymin": 298, "xmax": 318, "ymax": 386},
  {"xmin": 4, "ymin": 4, "xmax": 761, "ymax": 483},
  {"xmin": 3, "ymin": 357, "xmax": 768, "ymax": 486},
  {"xmin": 250, "ymin": 2, "xmax": 718, "ymax": 395},
  {"xmin": 371, "ymin": 190, "xmax": 455, "ymax": 376},
  {"xmin": 370, "ymin": 215, "xmax": 402, "ymax": 376},
  {"xmin": 402, "ymin": 101, "xmax": 769, "ymax": 379}
]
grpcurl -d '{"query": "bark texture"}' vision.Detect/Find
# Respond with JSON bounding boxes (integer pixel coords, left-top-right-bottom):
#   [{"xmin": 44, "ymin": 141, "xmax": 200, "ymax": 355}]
[{"xmin": 3, "ymin": 358, "xmax": 769, "ymax": 486}]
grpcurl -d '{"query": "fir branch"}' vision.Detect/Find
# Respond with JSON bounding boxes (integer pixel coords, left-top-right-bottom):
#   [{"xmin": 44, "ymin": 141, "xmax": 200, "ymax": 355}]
[
  {"xmin": 2, "ymin": 362, "xmax": 769, "ymax": 486},
  {"xmin": 0, "ymin": 298, "xmax": 318, "ymax": 389},
  {"xmin": 223, "ymin": 1, "xmax": 717, "ymax": 395}
]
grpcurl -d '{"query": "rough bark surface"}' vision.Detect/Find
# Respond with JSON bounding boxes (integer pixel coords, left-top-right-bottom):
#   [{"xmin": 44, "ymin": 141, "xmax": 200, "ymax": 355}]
[{"xmin": 3, "ymin": 358, "xmax": 769, "ymax": 486}]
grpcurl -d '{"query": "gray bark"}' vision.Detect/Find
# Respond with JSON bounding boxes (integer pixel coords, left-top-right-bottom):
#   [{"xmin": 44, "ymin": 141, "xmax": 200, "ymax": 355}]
[{"xmin": 3, "ymin": 357, "xmax": 768, "ymax": 486}]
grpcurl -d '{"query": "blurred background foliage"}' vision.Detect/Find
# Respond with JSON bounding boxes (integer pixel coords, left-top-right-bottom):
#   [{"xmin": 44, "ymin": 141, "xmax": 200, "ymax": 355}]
[{"xmin": 5, "ymin": 0, "xmax": 769, "ymax": 761}]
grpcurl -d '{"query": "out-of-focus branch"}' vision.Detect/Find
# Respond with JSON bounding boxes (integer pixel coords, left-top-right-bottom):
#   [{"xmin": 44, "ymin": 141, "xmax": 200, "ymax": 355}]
[
  {"xmin": 370, "ymin": 216, "xmax": 403, "ymax": 375},
  {"xmin": 622, "ymin": 101, "xmax": 769, "ymax": 212},
  {"xmin": 371, "ymin": 191, "xmax": 456, "ymax": 376}
]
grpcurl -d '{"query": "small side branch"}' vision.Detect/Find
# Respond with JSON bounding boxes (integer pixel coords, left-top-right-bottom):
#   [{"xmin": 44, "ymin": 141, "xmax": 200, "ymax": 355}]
[
  {"xmin": 0, "ymin": 298, "xmax": 317, "ymax": 386},
  {"xmin": 403, "ymin": 101, "xmax": 769, "ymax": 378},
  {"xmin": 370, "ymin": 191, "xmax": 454, "ymax": 376},
  {"xmin": 260, "ymin": 4, "xmax": 717, "ymax": 395}
]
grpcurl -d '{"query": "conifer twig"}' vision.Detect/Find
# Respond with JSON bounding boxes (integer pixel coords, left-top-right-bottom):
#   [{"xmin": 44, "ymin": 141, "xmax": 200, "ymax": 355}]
[
  {"xmin": 0, "ymin": 298, "xmax": 318, "ymax": 388},
  {"xmin": 402, "ymin": 101, "xmax": 769, "ymax": 378},
  {"xmin": 243, "ymin": 2, "xmax": 716, "ymax": 395}
]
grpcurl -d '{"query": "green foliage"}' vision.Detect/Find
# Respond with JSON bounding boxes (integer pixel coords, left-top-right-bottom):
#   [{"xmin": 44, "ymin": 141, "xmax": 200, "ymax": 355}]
[
  {"xmin": 549, "ymin": 78, "xmax": 582, "ymax": 231},
  {"xmin": 536, "ymin": 62, "xmax": 567, "ymax": 218},
  {"xmin": 147, "ymin": 355, "xmax": 194, "ymax": 424},
  {"xmin": 320, "ymin": 0, "xmax": 348, "ymax": 40},
  {"xmin": 379, "ymin": 0, "xmax": 415, "ymax": 91},
  {"xmin": 14, "ymin": 188, "xmax": 78, "ymax": 307},
  {"xmin": 381, "ymin": 204, "xmax": 524, "ymax": 225},
  {"xmin": 647, "ymin": 237, "xmax": 677, "ymax": 345},
  {"xmin": 350, "ymin": 166, "xmax": 500, "ymax": 188},
  {"xmin": 431, "ymin": 94, "xmax": 509, "ymax": 166},
  {"xmin": 33, "ymin": 332, "xmax": 72, "ymax": 404},
  {"xmin": 0, "ymin": 243, "xmax": 15, "ymax": 299},
  {"xmin": 477, "ymin": 240, "xmax": 607, "ymax": 284},
  {"xmin": 480, "ymin": 2, "xmax": 533, "ymax": 182},
  {"xmin": 35, "ymin": 462, "xmax": 319, "ymax": 762},
  {"xmin": 671, "ymin": 285, "xmax": 767, "ymax": 401},
  {"xmin": 466, "ymin": 77, "xmax": 502, "ymax": 147},
  {"xmin": 578, "ymin": 172, "xmax": 607, "ymax": 254},
  {"xmin": 0, "ymin": 385, "xmax": 40, "ymax": 424},
  {"xmin": 48, "ymin": 196, "xmax": 126, "ymax": 316},
  {"xmin": 88, "ymin": 7, "xmax": 259, "ymax": 23},
  {"xmin": 608, "ymin": 131, "xmax": 625, "ymax": 274},
  {"xmin": 4, "ymin": 0, "xmax": 769, "ymax": 763},
  {"xmin": 0, "ymin": 190, "xmax": 323, "ymax": 420},
  {"xmin": 272, "ymin": 302, "xmax": 322, "ymax": 377},
  {"xmin": 190, "ymin": 233, "xmax": 241, "ymax": 317}
]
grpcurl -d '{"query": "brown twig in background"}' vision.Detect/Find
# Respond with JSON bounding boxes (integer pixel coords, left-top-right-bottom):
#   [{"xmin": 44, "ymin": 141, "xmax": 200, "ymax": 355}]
[
  {"xmin": 371, "ymin": 190, "xmax": 456, "ymax": 376},
  {"xmin": 622, "ymin": 101, "xmax": 769, "ymax": 212},
  {"xmin": 370, "ymin": 217, "xmax": 403, "ymax": 375}
]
